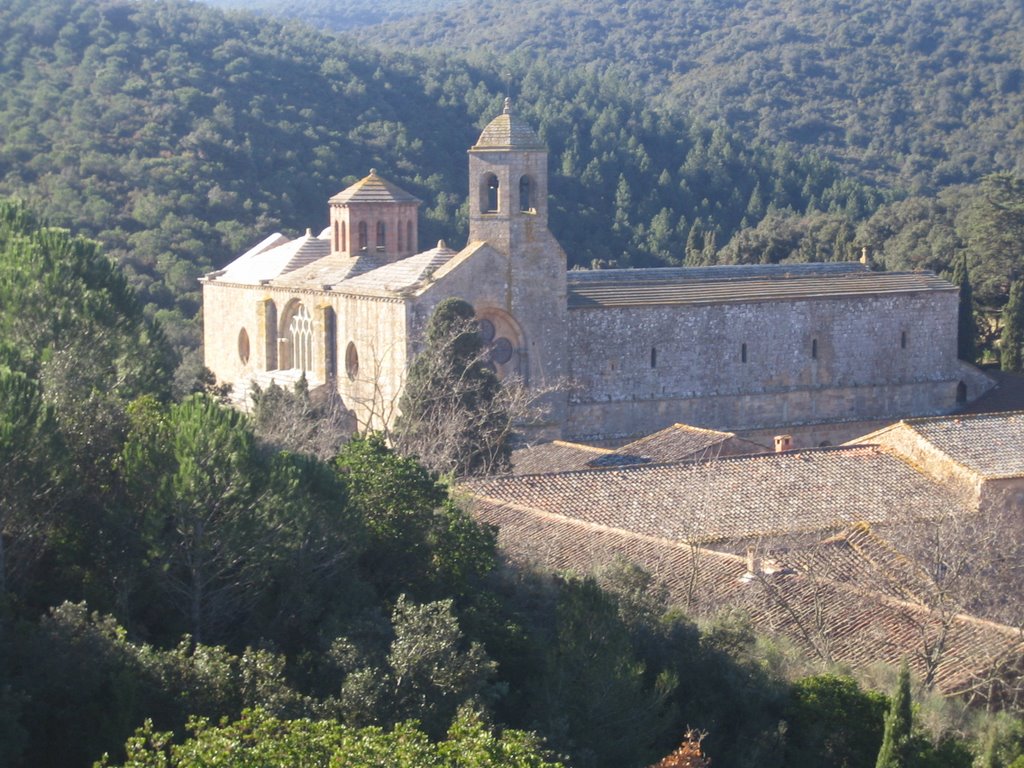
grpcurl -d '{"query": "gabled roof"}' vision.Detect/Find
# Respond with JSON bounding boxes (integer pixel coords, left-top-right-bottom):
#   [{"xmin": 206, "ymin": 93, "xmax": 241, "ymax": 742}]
[
  {"xmin": 613, "ymin": 423, "xmax": 765, "ymax": 464},
  {"xmin": 510, "ymin": 441, "xmax": 617, "ymax": 475},
  {"xmin": 464, "ymin": 445, "xmax": 974, "ymax": 546},
  {"xmin": 341, "ymin": 240, "xmax": 458, "ymax": 294},
  {"xmin": 217, "ymin": 230, "xmax": 329, "ymax": 283},
  {"xmin": 329, "ymin": 169, "xmax": 421, "ymax": 206},
  {"xmin": 567, "ymin": 263, "xmax": 955, "ymax": 309},
  {"xmin": 899, "ymin": 411, "xmax": 1024, "ymax": 479}
]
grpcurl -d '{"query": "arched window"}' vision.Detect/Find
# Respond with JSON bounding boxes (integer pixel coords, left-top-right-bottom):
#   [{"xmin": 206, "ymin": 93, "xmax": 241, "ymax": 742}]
[
  {"xmin": 483, "ymin": 173, "xmax": 499, "ymax": 212},
  {"xmin": 376, "ymin": 221, "xmax": 386, "ymax": 250},
  {"xmin": 398, "ymin": 220, "xmax": 404, "ymax": 251},
  {"xmin": 956, "ymin": 381, "xmax": 967, "ymax": 404},
  {"xmin": 333, "ymin": 220, "xmax": 339, "ymax": 251},
  {"xmin": 286, "ymin": 302, "xmax": 313, "ymax": 372},
  {"xmin": 238, "ymin": 328, "xmax": 250, "ymax": 365},
  {"xmin": 519, "ymin": 175, "xmax": 533, "ymax": 212},
  {"xmin": 407, "ymin": 221, "xmax": 413, "ymax": 252},
  {"xmin": 358, "ymin": 221, "xmax": 368, "ymax": 251},
  {"xmin": 340, "ymin": 221, "xmax": 346, "ymax": 252}
]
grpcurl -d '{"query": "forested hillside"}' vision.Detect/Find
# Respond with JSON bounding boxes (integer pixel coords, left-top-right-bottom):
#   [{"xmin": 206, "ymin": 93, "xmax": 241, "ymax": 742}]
[
  {"xmin": 0, "ymin": 0, "xmax": 876, "ymax": 359},
  {"xmin": 359, "ymin": 0, "xmax": 1024, "ymax": 193}
]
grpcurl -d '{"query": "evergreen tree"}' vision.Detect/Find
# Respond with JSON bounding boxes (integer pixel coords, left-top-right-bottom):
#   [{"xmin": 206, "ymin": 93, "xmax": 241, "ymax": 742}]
[
  {"xmin": 875, "ymin": 661, "xmax": 913, "ymax": 768},
  {"xmin": 395, "ymin": 298, "xmax": 510, "ymax": 475},
  {"xmin": 952, "ymin": 252, "xmax": 976, "ymax": 362},
  {"xmin": 1001, "ymin": 279, "xmax": 1024, "ymax": 372}
]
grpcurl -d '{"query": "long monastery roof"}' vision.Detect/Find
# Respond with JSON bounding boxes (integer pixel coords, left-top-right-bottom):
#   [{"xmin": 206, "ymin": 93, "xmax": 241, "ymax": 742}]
[{"xmin": 567, "ymin": 262, "xmax": 955, "ymax": 309}]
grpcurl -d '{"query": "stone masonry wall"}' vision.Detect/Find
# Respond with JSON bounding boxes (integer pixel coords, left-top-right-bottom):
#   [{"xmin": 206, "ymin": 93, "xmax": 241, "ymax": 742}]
[{"xmin": 565, "ymin": 290, "xmax": 961, "ymax": 439}]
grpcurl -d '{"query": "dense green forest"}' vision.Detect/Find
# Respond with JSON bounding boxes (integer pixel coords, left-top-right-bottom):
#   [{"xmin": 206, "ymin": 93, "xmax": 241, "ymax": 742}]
[{"xmin": 353, "ymin": 0, "xmax": 1024, "ymax": 194}]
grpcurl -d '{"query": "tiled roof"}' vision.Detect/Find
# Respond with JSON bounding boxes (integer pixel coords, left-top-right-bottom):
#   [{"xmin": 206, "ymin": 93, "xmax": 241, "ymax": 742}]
[
  {"xmin": 217, "ymin": 231, "xmax": 329, "ymax": 283},
  {"xmin": 341, "ymin": 241, "xmax": 457, "ymax": 293},
  {"xmin": 901, "ymin": 411, "xmax": 1024, "ymax": 479},
  {"xmin": 329, "ymin": 169, "xmax": 421, "ymax": 205},
  {"xmin": 567, "ymin": 263, "xmax": 955, "ymax": 309},
  {"xmin": 463, "ymin": 446, "xmax": 973, "ymax": 546},
  {"xmin": 612, "ymin": 423, "xmax": 764, "ymax": 464},
  {"xmin": 472, "ymin": 502, "xmax": 1024, "ymax": 702},
  {"xmin": 473, "ymin": 99, "xmax": 545, "ymax": 150},
  {"xmin": 510, "ymin": 440, "xmax": 616, "ymax": 475}
]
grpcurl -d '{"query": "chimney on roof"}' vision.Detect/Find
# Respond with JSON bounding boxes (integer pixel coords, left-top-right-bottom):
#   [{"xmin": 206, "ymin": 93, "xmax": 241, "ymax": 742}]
[
  {"xmin": 746, "ymin": 547, "xmax": 760, "ymax": 576},
  {"xmin": 774, "ymin": 434, "xmax": 793, "ymax": 452}
]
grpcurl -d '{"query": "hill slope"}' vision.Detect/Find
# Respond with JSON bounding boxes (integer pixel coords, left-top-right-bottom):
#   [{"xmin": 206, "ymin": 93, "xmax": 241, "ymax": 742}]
[{"xmin": 360, "ymin": 0, "xmax": 1024, "ymax": 192}]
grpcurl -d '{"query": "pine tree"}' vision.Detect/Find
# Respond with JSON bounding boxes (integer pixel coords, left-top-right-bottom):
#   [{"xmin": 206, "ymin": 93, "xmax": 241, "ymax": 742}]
[
  {"xmin": 951, "ymin": 252, "xmax": 976, "ymax": 362},
  {"xmin": 1001, "ymin": 279, "xmax": 1024, "ymax": 372},
  {"xmin": 875, "ymin": 661, "xmax": 913, "ymax": 768}
]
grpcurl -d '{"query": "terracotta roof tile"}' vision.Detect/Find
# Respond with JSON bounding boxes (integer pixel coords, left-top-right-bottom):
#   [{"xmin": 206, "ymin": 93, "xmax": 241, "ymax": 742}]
[
  {"xmin": 464, "ymin": 446, "xmax": 974, "ymax": 546},
  {"xmin": 901, "ymin": 411, "xmax": 1024, "ymax": 478},
  {"xmin": 328, "ymin": 169, "xmax": 421, "ymax": 205}
]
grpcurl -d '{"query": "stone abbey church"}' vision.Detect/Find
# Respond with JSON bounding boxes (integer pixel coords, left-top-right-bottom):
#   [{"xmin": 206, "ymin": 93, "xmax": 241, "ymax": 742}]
[{"xmin": 203, "ymin": 100, "xmax": 985, "ymax": 441}]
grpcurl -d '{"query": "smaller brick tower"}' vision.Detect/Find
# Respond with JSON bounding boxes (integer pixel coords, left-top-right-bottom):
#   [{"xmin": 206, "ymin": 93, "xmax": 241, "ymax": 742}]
[{"xmin": 328, "ymin": 169, "xmax": 421, "ymax": 262}]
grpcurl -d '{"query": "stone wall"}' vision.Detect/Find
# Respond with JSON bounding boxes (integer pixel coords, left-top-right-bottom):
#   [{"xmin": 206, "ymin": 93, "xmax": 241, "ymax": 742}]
[{"xmin": 566, "ymin": 290, "xmax": 962, "ymax": 439}]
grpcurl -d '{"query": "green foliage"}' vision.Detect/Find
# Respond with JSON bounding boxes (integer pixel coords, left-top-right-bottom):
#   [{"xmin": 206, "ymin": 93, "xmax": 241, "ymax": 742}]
[
  {"xmin": 783, "ymin": 674, "xmax": 887, "ymax": 768},
  {"xmin": 363, "ymin": 0, "xmax": 1024, "ymax": 193},
  {"xmin": 952, "ymin": 251, "xmax": 977, "ymax": 362},
  {"xmin": 876, "ymin": 661, "xmax": 914, "ymax": 768},
  {"xmin": 532, "ymin": 575, "xmax": 678, "ymax": 768},
  {"xmin": 99, "ymin": 706, "xmax": 564, "ymax": 767},
  {"xmin": 1001, "ymin": 280, "xmax": 1024, "ymax": 372}
]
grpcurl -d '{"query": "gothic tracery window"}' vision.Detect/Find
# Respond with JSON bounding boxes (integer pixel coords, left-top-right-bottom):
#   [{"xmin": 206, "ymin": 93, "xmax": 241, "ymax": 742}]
[{"xmin": 288, "ymin": 302, "xmax": 313, "ymax": 372}]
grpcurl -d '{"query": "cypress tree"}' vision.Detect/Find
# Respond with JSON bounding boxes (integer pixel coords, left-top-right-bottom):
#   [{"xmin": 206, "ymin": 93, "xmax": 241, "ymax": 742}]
[
  {"xmin": 875, "ymin": 661, "xmax": 913, "ymax": 768},
  {"xmin": 1001, "ymin": 279, "xmax": 1024, "ymax": 372},
  {"xmin": 952, "ymin": 252, "xmax": 976, "ymax": 362}
]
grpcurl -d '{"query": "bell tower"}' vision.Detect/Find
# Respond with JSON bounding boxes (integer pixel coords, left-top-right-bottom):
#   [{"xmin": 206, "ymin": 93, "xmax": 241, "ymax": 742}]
[
  {"xmin": 466, "ymin": 99, "xmax": 568, "ymax": 434},
  {"xmin": 468, "ymin": 98, "xmax": 551, "ymax": 252}
]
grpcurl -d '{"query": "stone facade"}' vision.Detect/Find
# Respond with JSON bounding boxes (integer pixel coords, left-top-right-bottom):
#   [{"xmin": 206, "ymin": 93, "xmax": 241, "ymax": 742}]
[{"xmin": 202, "ymin": 101, "xmax": 984, "ymax": 440}]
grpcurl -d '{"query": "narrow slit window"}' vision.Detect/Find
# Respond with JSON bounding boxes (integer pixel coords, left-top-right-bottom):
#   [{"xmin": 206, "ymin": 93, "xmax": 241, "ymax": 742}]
[
  {"xmin": 901, "ymin": 331, "xmax": 907, "ymax": 349},
  {"xmin": 741, "ymin": 343, "xmax": 747, "ymax": 363},
  {"xmin": 650, "ymin": 347, "xmax": 657, "ymax": 368},
  {"xmin": 358, "ymin": 221, "xmax": 367, "ymax": 251},
  {"xmin": 340, "ymin": 221, "xmax": 346, "ymax": 252},
  {"xmin": 811, "ymin": 338, "xmax": 818, "ymax": 359},
  {"xmin": 376, "ymin": 221, "xmax": 386, "ymax": 250}
]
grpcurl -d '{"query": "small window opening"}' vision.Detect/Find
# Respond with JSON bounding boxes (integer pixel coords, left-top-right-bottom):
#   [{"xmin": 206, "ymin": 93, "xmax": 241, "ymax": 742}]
[
  {"xmin": 376, "ymin": 221, "xmax": 386, "ymax": 251},
  {"xmin": 519, "ymin": 175, "xmax": 532, "ymax": 212},
  {"xmin": 345, "ymin": 342, "xmax": 359, "ymax": 380},
  {"xmin": 650, "ymin": 347, "xmax": 657, "ymax": 368},
  {"xmin": 407, "ymin": 221, "xmax": 413, "ymax": 252},
  {"xmin": 956, "ymin": 381, "xmax": 967, "ymax": 404},
  {"xmin": 901, "ymin": 330, "xmax": 907, "ymax": 349},
  {"xmin": 397, "ymin": 220, "xmax": 404, "ymax": 251},
  {"xmin": 340, "ymin": 221, "xmax": 346, "ymax": 252},
  {"xmin": 333, "ymin": 220, "xmax": 339, "ymax": 251},
  {"xmin": 483, "ymin": 173, "xmax": 499, "ymax": 212},
  {"xmin": 358, "ymin": 221, "xmax": 368, "ymax": 251},
  {"xmin": 811, "ymin": 339, "xmax": 818, "ymax": 359},
  {"xmin": 741, "ymin": 343, "xmax": 748, "ymax": 363}
]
